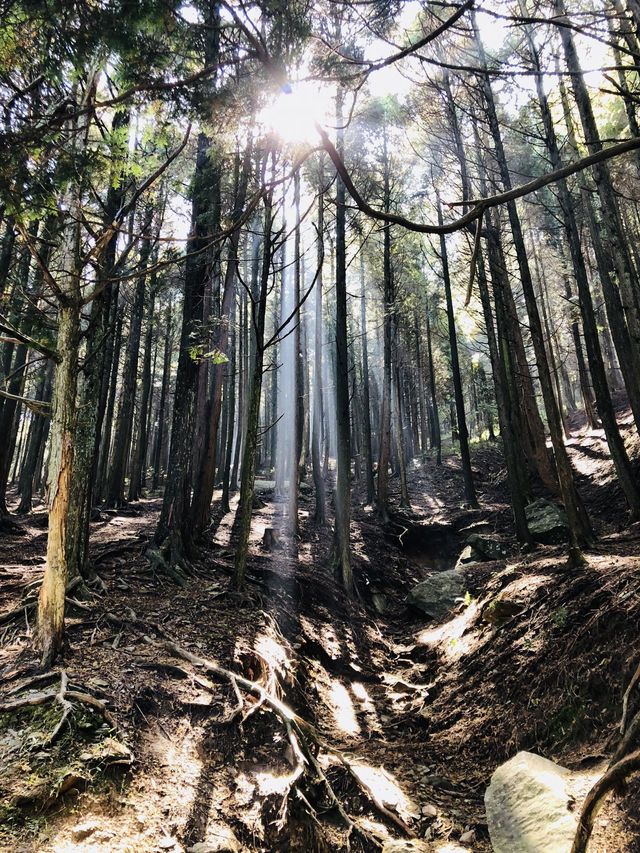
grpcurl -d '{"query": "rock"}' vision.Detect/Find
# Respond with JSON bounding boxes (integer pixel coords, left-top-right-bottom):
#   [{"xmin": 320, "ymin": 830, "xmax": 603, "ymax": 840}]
[
  {"xmin": 406, "ymin": 570, "xmax": 466, "ymax": 620},
  {"xmin": 94, "ymin": 830, "xmax": 116, "ymax": 842},
  {"xmin": 422, "ymin": 774, "xmax": 457, "ymax": 790},
  {"xmin": 71, "ymin": 820, "xmax": 101, "ymax": 842},
  {"xmin": 459, "ymin": 829, "xmax": 476, "ymax": 845},
  {"xmin": 188, "ymin": 825, "xmax": 241, "ymax": 852},
  {"xmin": 525, "ymin": 499, "xmax": 569, "ymax": 544},
  {"xmin": 485, "ymin": 751, "xmax": 577, "ymax": 852},
  {"xmin": 421, "ymin": 803, "xmax": 438, "ymax": 820},
  {"xmin": 466, "ymin": 532, "xmax": 508, "ymax": 561},
  {"xmin": 455, "ymin": 545, "xmax": 480, "ymax": 569},
  {"xmin": 157, "ymin": 839, "xmax": 177, "ymax": 850},
  {"xmin": 482, "ymin": 594, "xmax": 524, "ymax": 627}
]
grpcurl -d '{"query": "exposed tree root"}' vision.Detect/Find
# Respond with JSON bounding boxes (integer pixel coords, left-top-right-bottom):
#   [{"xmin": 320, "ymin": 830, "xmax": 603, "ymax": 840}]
[
  {"xmin": 571, "ymin": 659, "xmax": 640, "ymax": 852},
  {"xmin": 45, "ymin": 671, "xmax": 73, "ymax": 746},
  {"xmin": 571, "ymin": 749, "xmax": 640, "ymax": 853},
  {"xmin": 109, "ymin": 613, "xmax": 411, "ymax": 849},
  {"xmin": 146, "ymin": 534, "xmax": 197, "ymax": 586},
  {"xmin": 0, "ymin": 671, "xmax": 116, "ymax": 730},
  {"xmin": 621, "ymin": 660, "xmax": 640, "ymax": 735}
]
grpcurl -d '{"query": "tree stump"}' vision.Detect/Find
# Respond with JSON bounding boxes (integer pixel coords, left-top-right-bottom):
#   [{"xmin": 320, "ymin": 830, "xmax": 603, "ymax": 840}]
[{"xmin": 262, "ymin": 528, "xmax": 279, "ymax": 551}]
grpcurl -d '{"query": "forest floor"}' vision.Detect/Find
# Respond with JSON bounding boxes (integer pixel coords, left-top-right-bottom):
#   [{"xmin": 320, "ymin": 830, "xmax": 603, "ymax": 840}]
[{"xmin": 2, "ymin": 405, "xmax": 640, "ymax": 852}]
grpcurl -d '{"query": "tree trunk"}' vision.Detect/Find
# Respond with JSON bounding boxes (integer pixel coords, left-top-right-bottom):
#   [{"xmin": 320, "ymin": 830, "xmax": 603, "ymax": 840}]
[
  {"xmin": 521, "ymin": 10, "xmax": 640, "ymax": 517},
  {"xmin": 474, "ymin": 13, "xmax": 591, "ymax": 551},
  {"xmin": 332, "ymin": 86, "xmax": 353, "ymax": 593},
  {"xmin": 436, "ymin": 190, "xmax": 477, "ymax": 507},
  {"xmin": 38, "ymin": 305, "xmax": 80, "ymax": 667},
  {"xmin": 105, "ymin": 204, "xmax": 153, "ymax": 507},
  {"xmin": 233, "ymin": 191, "xmax": 273, "ymax": 589},
  {"xmin": 312, "ymin": 162, "xmax": 327, "ymax": 523}
]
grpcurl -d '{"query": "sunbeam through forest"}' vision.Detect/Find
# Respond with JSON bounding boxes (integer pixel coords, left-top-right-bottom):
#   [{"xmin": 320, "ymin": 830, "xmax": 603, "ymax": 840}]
[{"xmin": 2, "ymin": 1, "xmax": 640, "ymax": 851}]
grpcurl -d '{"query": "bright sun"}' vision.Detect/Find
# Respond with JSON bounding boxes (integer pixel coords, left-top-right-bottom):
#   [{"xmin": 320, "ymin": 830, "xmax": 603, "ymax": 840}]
[{"xmin": 258, "ymin": 81, "xmax": 333, "ymax": 145}]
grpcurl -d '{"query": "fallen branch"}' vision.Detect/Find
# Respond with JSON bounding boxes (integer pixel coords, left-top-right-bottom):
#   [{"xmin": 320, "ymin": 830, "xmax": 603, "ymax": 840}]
[{"xmin": 336, "ymin": 754, "xmax": 417, "ymax": 838}]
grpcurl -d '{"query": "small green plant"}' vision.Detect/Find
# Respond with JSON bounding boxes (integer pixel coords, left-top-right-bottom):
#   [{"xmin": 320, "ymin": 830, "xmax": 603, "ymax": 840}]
[{"xmin": 551, "ymin": 606, "xmax": 568, "ymax": 628}]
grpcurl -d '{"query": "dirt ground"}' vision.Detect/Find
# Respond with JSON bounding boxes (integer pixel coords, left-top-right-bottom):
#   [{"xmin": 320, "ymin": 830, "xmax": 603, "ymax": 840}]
[{"xmin": 1, "ymin": 410, "xmax": 640, "ymax": 852}]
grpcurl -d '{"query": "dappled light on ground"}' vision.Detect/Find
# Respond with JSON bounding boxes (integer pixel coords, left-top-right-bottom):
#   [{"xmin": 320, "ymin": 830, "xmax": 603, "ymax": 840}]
[
  {"xmin": 327, "ymin": 679, "xmax": 360, "ymax": 735},
  {"xmin": 255, "ymin": 633, "xmax": 290, "ymax": 681},
  {"xmin": 417, "ymin": 601, "xmax": 481, "ymax": 660},
  {"xmin": 348, "ymin": 762, "xmax": 419, "ymax": 822},
  {"xmin": 351, "ymin": 681, "xmax": 382, "ymax": 732},
  {"xmin": 320, "ymin": 625, "xmax": 343, "ymax": 659}
]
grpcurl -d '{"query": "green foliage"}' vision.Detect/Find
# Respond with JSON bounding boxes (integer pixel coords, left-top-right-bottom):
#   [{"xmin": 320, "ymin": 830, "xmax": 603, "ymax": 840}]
[{"xmin": 188, "ymin": 344, "xmax": 229, "ymax": 365}]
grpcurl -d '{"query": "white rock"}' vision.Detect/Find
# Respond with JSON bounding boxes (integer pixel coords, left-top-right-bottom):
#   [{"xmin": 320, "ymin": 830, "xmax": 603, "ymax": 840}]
[
  {"xmin": 485, "ymin": 751, "xmax": 578, "ymax": 852},
  {"xmin": 459, "ymin": 829, "xmax": 476, "ymax": 845}
]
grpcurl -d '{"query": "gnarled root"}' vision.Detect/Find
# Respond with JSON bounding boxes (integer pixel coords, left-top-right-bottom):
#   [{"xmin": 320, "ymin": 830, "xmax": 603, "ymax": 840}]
[
  {"xmin": 118, "ymin": 614, "xmax": 413, "ymax": 849},
  {"xmin": 571, "ymin": 660, "xmax": 640, "ymax": 853},
  {"xmin": 571, "ymin": 749, "xmax": 640, "ymax": 853},
  {"xmin": 0, "ymin": 670, "xmax": 117, "ymax": 737},
  {"xmin": 146, "ymin": 529, "xmax": 198, "ymax": 586}
]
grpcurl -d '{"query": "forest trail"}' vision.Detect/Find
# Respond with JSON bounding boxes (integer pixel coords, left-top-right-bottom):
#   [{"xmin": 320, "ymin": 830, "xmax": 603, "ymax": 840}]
[{"xmin": 2, "ymin": 412, "xmax": 640, "ymax": 852}]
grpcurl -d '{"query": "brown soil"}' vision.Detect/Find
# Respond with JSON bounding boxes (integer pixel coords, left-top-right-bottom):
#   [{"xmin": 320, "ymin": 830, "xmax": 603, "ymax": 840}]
[{"xmin": 1, "ymin": 412, "xmax": 640, "ymax": 852}]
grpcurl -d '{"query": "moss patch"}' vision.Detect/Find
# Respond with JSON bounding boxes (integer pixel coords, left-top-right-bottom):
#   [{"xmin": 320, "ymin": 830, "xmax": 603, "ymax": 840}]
[{"xmin": 0, "ymin": 690, "xmax": 130, "ymax": 836}]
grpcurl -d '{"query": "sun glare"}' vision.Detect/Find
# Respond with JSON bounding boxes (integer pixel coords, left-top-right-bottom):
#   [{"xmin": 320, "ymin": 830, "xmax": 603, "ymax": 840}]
[{"xmin": 258, "ymin": 82, "xmax": 333, "ymax": 145}]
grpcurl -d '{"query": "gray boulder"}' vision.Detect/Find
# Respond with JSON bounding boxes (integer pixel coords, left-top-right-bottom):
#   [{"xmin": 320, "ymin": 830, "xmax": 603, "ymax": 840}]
[
  {"xmin": 485, "ymin": 751, "xmax": 577, "ymax": 852},
  {"xmin": 525, "ymin": 499, "xmax": 569, "ymax": 544},
  {"xmin": 466, "ymin": 532, "xmax": 508, "ymax": 561},
  {"xmin": 406, "ymin": 570, "xmax": 466, "ymax": 619}
]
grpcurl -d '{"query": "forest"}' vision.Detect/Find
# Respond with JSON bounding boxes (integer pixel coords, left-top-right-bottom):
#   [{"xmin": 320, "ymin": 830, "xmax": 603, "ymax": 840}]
[{"xmin": 2, "ymin": 0, "xmax": 640, "ymax": 850}]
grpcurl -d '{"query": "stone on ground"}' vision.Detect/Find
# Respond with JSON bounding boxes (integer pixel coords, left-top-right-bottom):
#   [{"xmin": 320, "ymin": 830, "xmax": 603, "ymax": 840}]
[
  {"xmin": 485, "ymin": 751, "xmax": 577, "ymax": 852},
  {"xmin": 525, "ymin": 499, "xmax": 569, "ymax": 544},
  {"xmin": 466, "ymin": 532, "xmax": 508, "ymax": 561},
  {"xmin": 381, "ymin": 841, "xmax": 433, "ymax": 853},
  {"xmin": 406, "ymin": 570, "xmax": 466, "ymax": 619}
]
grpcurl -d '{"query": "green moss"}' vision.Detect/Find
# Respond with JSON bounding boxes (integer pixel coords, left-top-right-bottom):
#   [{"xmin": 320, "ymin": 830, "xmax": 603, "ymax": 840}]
[{"xmin": 0, "ymin": 694, "xmax": 126, "ymax": 827}]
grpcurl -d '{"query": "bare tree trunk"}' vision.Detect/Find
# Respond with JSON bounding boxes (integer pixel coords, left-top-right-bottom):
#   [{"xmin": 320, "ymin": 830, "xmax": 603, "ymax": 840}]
[
  {"xmin": 436, "ymin": 190, "xmax": 477, "ymax": 507},
  {"xmin": 105, "ymin": 204, "xmax": 153, "ymax": 507},
  {"xmin": 151, "ymin": 297, "xmax": 173, "ymax": 491},
  {"xmin": 474, "ymin": 13, "xmax": 591, "ymax": 552},
  {"xmin": 38, "ymin": 303, "xmax": 80, "ymax": 667},
  {"xmin": 233, "ymin": 190, "xmax": 273, "ymax": 589},
  {"xmin": 312, "ymin": 162, "xmax": 327, "ymax": 524},
  {"xmin": 332, "ymin": 86, "xmax": 353, "ymax": 593},
  {"xmin": 425, "ymin": 302, "xmax": 441, "ymax": 465}
]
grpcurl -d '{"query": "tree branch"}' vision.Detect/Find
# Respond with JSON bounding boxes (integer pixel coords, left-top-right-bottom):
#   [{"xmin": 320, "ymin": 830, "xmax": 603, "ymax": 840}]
[{"xmin": 317, "ymin": 124, "xmax": 640, "ymax": 235}]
